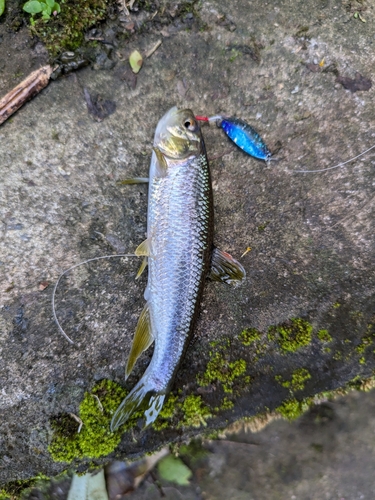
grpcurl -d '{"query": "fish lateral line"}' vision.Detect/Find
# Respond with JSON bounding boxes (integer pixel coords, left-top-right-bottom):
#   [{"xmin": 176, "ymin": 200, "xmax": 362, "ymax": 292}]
[{"xmin": 52, "ymin": 253, "xmax": 139, "ymax": 344}]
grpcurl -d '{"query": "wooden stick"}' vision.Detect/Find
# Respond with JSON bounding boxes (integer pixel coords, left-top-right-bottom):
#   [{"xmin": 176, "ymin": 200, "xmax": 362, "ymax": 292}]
[{"xmin": 0, "ymin": 65, "xmax": 53, "ymax": 125}]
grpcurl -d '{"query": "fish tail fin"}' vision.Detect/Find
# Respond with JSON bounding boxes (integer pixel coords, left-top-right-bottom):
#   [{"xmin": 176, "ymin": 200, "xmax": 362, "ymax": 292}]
[{"xmin": 110, "ymin": 381, "xmax": 166, "ymax": 432}]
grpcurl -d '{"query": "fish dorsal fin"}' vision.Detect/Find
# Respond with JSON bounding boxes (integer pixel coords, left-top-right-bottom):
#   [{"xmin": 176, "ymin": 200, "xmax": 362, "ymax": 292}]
[
  {"xmin": 135, "ymin": 238, "xmax": 151, "ymax": 257},
  {"xmin": 153, "ymin": 147, "xmax": 168, "ymax": 177},
  {"xmin": 209, "ymin": 247, "xmax": 246, "ymax": 284},
  {"xmin": 136, "ymin": 256, "xmax": 148, "ymax": 279},
  {"xmin": 125, "ymin": 303, "xmax": 154, "ymax": 380}
]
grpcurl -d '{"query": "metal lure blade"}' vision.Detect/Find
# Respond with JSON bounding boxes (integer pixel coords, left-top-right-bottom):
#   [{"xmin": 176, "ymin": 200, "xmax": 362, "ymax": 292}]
[{"xmin": 218, "ymin": 117, "xmax": 272, "ymax": 161}]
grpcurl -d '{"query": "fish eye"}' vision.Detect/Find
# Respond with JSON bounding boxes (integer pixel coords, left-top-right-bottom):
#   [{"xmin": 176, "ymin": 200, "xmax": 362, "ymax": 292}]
[{"xmin": 183, "ymin": 119, "xmax": 196, "ymax": 131}]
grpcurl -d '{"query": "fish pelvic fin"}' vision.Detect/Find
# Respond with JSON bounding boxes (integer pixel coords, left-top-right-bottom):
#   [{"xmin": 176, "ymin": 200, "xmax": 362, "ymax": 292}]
[
  {"xmin": 125, "ymin": 302, "xmax": 154, "ymax": 380},
  {"xmin": 209, "ymin": 247, "xmax": 246, "ymax": 285},
  {"xmin": 110, "ymin": 381, "xmax": 166, "ymax": 432}
]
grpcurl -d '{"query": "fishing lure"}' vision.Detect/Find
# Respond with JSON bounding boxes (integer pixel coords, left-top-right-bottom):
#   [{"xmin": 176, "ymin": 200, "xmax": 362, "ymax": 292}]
[{"xmin": 196, "ymin": 115, "xmax": 272, "ymax": 161}]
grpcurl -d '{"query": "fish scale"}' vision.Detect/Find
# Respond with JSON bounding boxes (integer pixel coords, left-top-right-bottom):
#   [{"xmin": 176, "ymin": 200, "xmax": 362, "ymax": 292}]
[{"xmin": 148, "ymin": 154, "xmax": 212, "ymax": 389}]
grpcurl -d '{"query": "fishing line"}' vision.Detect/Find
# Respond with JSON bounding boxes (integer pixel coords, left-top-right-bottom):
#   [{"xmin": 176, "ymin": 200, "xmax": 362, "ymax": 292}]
[
  {"xmin": 52, "ymin": 253, "xmax": 138, "ymax": 344},
  {"xmin": 196, "ymin": 114, "xmax": 375, "ymax": 174},
  {"xmin": 294, "ymin": 144, "xmax": 375, "ymax": 173}
]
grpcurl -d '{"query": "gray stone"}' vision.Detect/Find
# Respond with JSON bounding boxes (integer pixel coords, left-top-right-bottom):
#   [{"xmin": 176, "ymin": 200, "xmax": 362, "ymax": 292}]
[{"xmin": 1, "ymin": 0, "xmax": 375, "ymax": 487}]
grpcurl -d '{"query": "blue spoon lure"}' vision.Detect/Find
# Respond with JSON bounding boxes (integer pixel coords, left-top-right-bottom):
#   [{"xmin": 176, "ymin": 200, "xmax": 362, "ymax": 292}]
[{"xmin": 196, "ymin": 115, "xmax": 272, "ymax": 162}]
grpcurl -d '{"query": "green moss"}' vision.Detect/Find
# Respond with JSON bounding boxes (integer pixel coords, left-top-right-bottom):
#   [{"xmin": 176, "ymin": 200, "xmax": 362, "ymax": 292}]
[
  {"xmin": 214, "ymin": 397, "xmax": 235, "ymax": 412},
  {"xmin": 332, "ymin": 302, "xmax": 341, "ymax": 309},
  {"xmin": 179, "ymin": 439, "xmax": 208, "ymax": 464},
  {"xmin": 276, "ymin": 397, "xmax": 310, "ymax": 420},
  {"xmin": 229, "ymin": 48, "xmax": 241, "ymax": 62},
  {"xmin": 152, "ymin": 394, "xmax": 179, "ymax": 431},
  {"xmin": 240, "ymin": 327, "xmax": 261, "ymax": 346},
  {"xmin": 49, "ymin": 379, "xmax": 140, "ymax": 463},
  {"xmin": 197, "ymin": 352, "xmax": 247, "ymax": 393},
  {"xmin": 153, "ymin": 392, "xmax": 213, "ymax": 431},
  {"xmin": 268, "ymin": 318, "xmax": 313, "ymax": 352},
  {"xmin": 0, "ymin": 474, "xmax": 50, "ymax": 499},
  {"xmin": 275, "ymin": 368, "xmax": 311, "ymax": 392},
  {"xmin": 359, "ymin": 357, "xmax": 366, "ymax": 365},
  {"xmin": 257, "ymin": 221, "xmax": 270, "ymax": 232},
  {"xmin": 178, "ymin": 395, "xmax": 212, "ymax": 428},
  {"xmin": 28, "ymin": 0, "xmax": 109, "ymax": 57},
  {"xmin": 317, "ymin": 329, "xmax": 332, "ymax": 343},
  {"xmin": 356, "ymin": 334, "xmax": 374, "ymax": 355}
]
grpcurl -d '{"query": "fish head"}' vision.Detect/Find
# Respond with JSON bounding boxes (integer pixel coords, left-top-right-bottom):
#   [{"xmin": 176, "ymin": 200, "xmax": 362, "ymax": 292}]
[{"xmin": 154, "ymin": 106, "xmax": 202, "ymax": 159}]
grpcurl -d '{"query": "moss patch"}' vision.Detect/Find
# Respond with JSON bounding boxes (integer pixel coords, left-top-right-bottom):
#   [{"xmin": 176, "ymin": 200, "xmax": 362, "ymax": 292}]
[
  {"xmin": 268, "ymin": 318, "xmax": 313, "ymax": 352},
  {"xmin": 178, "ymin": 395, "xmax": 212, "ymax": 428},
  {"xmin": 49, "ymin": 379, "xmax": 140, "ymax": 463},
  {"xmin": 0, "ymin": 474, "xmax": 49, "ymax": 500},
  {"xmin": 152, "ymin": 393, "xmax": 212, "ymax": 431},
  {"xmin": 317, "ymin": 329, "xmax": 332, "ymax": 343},
  {"xmin": 275, "ymin": 397, "xmax": 311, "ymax": 420},
  {"xmin": 28, "ymin": 0, "xmax": 110, "ymax": 57},
  {"xmin": 275, "ymin": 368, "xmax": 311, "ymax": 392},
  {"xmin": 239, "ymin": 327, "xmax": 261, "ymax": 346},
  {"xmin": 197, "ymin": 351, "xmax": 247, "ymax": 393}
]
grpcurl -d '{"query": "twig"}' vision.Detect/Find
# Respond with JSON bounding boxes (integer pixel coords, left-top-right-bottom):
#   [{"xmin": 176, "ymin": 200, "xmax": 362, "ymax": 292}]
[
  {"xmin": 145, "ymin": 40, "xmax": 162, "ymax": 58},
  {"xmin": 92, "ymin": 394, "xmax": 103, "ymax": 413},
  {"xmin": 69, "ymin": 413, "xmax": 83, "ymax": 433},
  {"xmin": 0, "ymin": 65, "xmax": 53, "ymax": 125}
]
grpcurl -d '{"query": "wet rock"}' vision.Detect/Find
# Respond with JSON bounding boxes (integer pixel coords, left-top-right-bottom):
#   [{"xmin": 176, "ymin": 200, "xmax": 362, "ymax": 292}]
[{"xmin": 1, "ymin": 0, "xmax": 375, "ymax": 490}]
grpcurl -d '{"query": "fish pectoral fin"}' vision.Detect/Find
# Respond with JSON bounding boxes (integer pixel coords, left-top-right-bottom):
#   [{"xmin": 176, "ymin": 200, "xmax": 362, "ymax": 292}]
[
  {"xmin": 209, "ymin": 247, "xmax": 246, "ymax": 285},
  {"xmin": 135, "ymin": 237, "xmax": 151, "ymax": 257},
  {"xmin": 153, "ymin": 147, "xmax": 168, "ymax": 177},
  {"xmin": 136, "ymin": 256, "xmax": 148, "ymax": 279},
  {"xmin": 117, "ymin": 177, "xmax": 149, "ymax": 185},
  {"xmin": 125, "ymin": 303, "xmax": 154, "ymax": 380}
]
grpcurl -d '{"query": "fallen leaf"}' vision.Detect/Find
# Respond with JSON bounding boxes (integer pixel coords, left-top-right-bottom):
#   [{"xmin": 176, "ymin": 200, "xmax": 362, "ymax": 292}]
[
  {"xmin": 39, "ymin": 281, "xmax": 49, "ymax": 291},
  {"xmin": 157, "ymin": 455, "xmax": 192, "ymax": 486},
  {"xmin": 336, "ymin": 72, "xmax": 372, "ymax": 92},
  {"xmin": 129, "ymin": 50, "xmax": 143, "ymax": 74}
]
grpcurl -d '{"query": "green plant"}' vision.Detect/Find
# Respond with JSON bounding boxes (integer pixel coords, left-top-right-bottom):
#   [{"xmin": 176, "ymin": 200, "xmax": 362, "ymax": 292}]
[
  {"xmin": 0, "ymin": 0, "xmax": 5, "ymax": 17},
  {"xmin": 23, "ymin": 0, "xmax": 61, "ymax": 22}
]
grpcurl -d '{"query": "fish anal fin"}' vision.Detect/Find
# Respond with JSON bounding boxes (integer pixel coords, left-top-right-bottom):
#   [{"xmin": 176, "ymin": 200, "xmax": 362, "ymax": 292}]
[
  {"xmin": 135, "ymin": 237, "xmax": 151, "ymax": 257},
  {"xmin": 136, "ymin": 256, "xmax": 148, "ymax": 279},
  {"xmin": 125, "ymin": 303, "xmax": 154, "ymax": 380},
  {"xmin": 209, "ymin": 247, "xmax": 246, "ymax": 285}
]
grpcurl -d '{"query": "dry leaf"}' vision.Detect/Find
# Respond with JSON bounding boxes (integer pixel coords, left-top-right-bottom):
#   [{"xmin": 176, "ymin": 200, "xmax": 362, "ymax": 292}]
[
  {"xmin": 129, "ymin": 50, "xmax": 143, "ymax": 74},
  {"xmin": 39, "ymin": 281, "xmax": 49, "ymax": 291}
]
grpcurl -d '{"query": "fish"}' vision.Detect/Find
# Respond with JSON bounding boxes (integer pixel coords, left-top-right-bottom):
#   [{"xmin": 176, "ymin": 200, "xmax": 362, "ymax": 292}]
[{"xmin": 111, "ymin": 106, "xmax": 246, "ymax": 431}]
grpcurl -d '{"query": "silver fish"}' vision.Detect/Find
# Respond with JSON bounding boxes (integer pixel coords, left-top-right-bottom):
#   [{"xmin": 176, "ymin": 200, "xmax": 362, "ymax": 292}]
[{"xmin": 111, "ymin": 107, "xmax": 245, "ymax": 431}]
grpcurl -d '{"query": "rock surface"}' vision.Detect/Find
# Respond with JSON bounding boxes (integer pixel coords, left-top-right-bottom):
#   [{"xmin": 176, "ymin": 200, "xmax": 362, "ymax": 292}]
[{"xmin": 1, "ymin": 0, "xmax": 375, "ymax": 486}]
